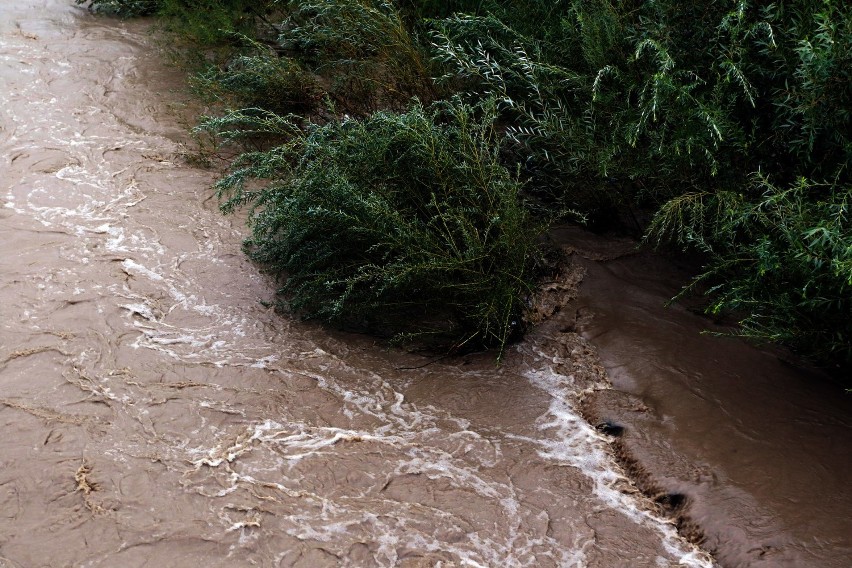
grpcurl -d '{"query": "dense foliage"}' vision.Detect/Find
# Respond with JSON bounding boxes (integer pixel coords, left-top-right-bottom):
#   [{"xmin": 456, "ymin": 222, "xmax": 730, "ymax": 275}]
[
  {"xmin": 648, "ymin": 178, "xmax": 852, "ymax": 367},
  {"xmin": 204, "ymin": 102, "xmax": 540, "ymax": 353},
  {"xmin": 80, "ymin": 0, "xmax": 852, "ymax": 371},
  {"xmin": 430, "ymin": 1, "xmax": 851, "ymax": 215}
]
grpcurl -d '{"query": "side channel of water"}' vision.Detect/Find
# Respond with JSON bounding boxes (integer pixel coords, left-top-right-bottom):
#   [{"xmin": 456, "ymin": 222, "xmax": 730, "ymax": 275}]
[
  {"xmin": 554, "ymin": 227, "xmax": 851, "ymax": 568},
  {"xmin": 0, "ymin": 2, "xmax": 714, "ymax": 567}
]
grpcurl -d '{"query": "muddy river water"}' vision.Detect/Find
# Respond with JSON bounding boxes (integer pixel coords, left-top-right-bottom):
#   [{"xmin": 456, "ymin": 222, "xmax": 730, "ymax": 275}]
[
  {"xmin": 562, "ymin": 229, "xmax": 852, "ymax": 568},
  {"xmin": 0, "ymin": 2, "xmax": 847, "ymax": 567}
]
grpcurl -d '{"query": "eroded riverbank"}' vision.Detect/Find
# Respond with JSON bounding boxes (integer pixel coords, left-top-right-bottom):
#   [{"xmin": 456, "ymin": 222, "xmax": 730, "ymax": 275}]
[{"xmin": 0, "ymin": 2, "xmax": 711, "ymax": 567}]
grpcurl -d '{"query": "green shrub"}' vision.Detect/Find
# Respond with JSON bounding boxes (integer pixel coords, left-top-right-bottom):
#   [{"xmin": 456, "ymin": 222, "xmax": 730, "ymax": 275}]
[
  {"xmin": 768, "ymin": 1, "xmax": 852, "ymax": 178},
  {"xmin": 430, "ymin": 1, "xmax": 851, "ymax": 211},
  {"xmin": 642, "ymin": 1, "xmax": 852, "ymax": 370},
  {"xmin": 429, "ymin": 1, "xmax": 763, "ymax": 216},
  {"xmin": 647, "ymin": 177, "xmax": 852, "ymax": 371},
  {"xmin": 277, "ymin": 0, "xmax": 436, "ymax": 112},
  {"xmin": 204, "ymin": 100, "xmax": 542, "ymax": 354},
  {"xmin": 84, "ymin": 0, "xmax": 852, "ymax": 366},
  {"xmin": 191, "ymin": 50, "xmax": 324, "ymax": 117},
  {"xmin": 156, "ymin": 0, "xmax": 281, "ymax": 49},
  {"xmin": 430, "ymin": 1, "xmax": 852, "ymax": 368},
  {"xmin": 396, "ymin": 0, "xmax": 492, "ymax": 20},
  {"xmin": 189, "ymin": 0, "xmax": 437, "ymax": 123}
]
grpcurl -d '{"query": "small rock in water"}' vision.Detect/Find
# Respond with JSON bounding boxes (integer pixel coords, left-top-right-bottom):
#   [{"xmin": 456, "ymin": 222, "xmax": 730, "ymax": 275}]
[
  {"xmin": 655, "ymin": 492, "xmax": 687, "ymax": 511},
  {"xmin": 597, "ymin": 421, "xmax": 625, "ymax": 437}
]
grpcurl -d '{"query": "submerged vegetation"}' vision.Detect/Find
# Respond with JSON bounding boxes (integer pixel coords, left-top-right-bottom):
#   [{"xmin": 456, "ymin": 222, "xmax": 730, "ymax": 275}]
[{"xmin": 79, "ymin": 0, "xmax": 852, "ymax": 372}]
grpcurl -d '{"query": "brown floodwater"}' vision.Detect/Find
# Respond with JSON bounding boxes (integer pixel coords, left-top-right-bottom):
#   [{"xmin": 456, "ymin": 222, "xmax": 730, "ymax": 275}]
[
  {"xmin": 555, "ymin": 227, "xmax": 852, "ymax": 568},
  {"xmin": 0, "ymin": 2, "xmax": 714, "ymax": 567}
]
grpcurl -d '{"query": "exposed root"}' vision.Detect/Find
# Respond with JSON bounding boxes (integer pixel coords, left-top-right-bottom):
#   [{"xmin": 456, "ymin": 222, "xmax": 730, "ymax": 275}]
[{"xmin": 526, "ymin": 261, "xmax": 586, "ymax": 326}]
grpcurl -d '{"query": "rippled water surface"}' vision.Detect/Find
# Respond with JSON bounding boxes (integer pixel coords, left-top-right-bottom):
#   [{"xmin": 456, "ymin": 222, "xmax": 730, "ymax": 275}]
[
  {"xmin": 558, "ymin": 228, "xmax": 852, "ymax": 568},
  {"xmin": 0, "ymin": 2, "xmax": 714, "ymax": 567}
]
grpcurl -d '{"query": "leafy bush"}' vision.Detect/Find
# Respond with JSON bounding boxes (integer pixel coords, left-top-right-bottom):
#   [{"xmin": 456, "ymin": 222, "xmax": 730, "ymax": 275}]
[
  {"xmin": 204, "ymin": 101, "xmax": 542, "ymax": 353},
  {"xmin": 277, "ymin": 0, "xmax": 436, "ymax": 112},
  {"xmin": 429, "ymin": 0, "xmax": 852, "ymax": 367},
  {"xmin": 641, "ymin": 1, "xmax": 852, "ymax": 370},
  {"xmin": 429, "ymin": 1, "xmax": 765, "ymax": 216},
  {"xmin": 430, "ymin": 1, "xmax": 851, "ymax": 212},
  {"xmin": 191, "ymin": 49, "xmax": 324, "ymax": 117},
  {"xmin": 188, "ymin": 0, "xmax": 437, "ymax": 122},
  {"xmin": 86, "ymin": 0, "xmax": 852, "ymax": 366},
  {"xmin": 647, "ymin": 177, "xmax": 852, "ymax": 369},
  {"xmin": 156, "ymin": 0, "xmax": 281, "ymax": 49},
  {"xmin": 767, "ymin": 1, "xmax": 852, "ymax": 178}
]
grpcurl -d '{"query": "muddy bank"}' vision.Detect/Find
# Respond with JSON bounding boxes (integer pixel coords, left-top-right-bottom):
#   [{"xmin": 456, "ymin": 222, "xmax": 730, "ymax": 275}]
[
  {"xmin": 0, "ymin": 2, "xmax": 712, "ymax": 566},
  {"xmin": 551, "ymin": 227, "xmax": 852, "ymax": 567}
]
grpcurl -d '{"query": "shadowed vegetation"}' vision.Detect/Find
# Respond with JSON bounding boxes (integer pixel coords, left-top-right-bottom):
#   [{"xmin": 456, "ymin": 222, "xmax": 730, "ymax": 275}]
[{"xmin": 79, "ymin": 0, "xmax": 852, "ymax": 371}]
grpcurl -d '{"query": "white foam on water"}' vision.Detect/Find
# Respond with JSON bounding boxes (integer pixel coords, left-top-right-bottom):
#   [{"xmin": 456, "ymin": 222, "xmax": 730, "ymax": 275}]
[
  {"xmin": 518, "ymin": 346, "xmax": 715, "ymax": 567},
  {"xmin": 178, "ymin": 362, "xmax": 604, "ymax": 567},
  {"xmin": 250, "ymin": 355, "xmax": 278, "ymax": 368},
  {"xmin": 121, "ymin": 258, "xmax": 163, "ymax": 281}
]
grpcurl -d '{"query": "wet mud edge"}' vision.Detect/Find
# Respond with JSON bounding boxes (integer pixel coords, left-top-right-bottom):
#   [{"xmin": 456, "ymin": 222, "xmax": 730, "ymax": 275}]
[
  {"xmin": 537, "ymin": 250, "xmax": 711, "ymax": 556},
  {"xmin": 578, "ymin": 392, "xmax": 707, "ymax": 547}
]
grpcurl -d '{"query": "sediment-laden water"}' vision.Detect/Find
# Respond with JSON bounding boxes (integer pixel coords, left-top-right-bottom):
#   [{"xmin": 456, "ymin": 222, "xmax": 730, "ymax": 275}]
[
  {"xmin": 556, "ymin": 227, "xmax": 852, "ymax": 568},
  {"xmin": 0, "ymin": 2, "xmax": 713, "ymax": 567}
]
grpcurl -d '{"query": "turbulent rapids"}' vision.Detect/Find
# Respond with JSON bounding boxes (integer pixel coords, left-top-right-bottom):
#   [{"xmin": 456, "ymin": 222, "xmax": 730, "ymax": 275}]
[
  {"xmin": 0, "ymin": 2, "xmax": 712, "ymax": 566},
  {"xmin": 3, "ymin": 2, "xmax": 850, "ymax": 568}
]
